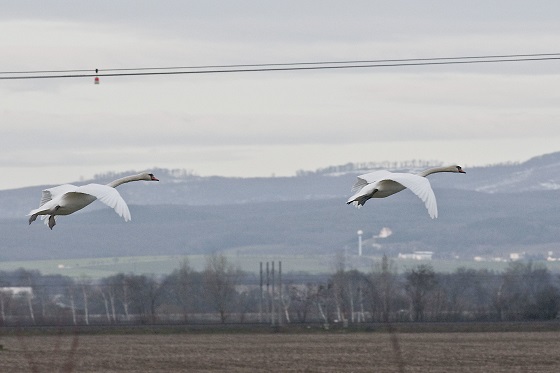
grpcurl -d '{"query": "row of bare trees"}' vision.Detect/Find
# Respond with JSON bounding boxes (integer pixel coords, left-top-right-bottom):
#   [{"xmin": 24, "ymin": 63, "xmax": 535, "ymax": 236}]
[{"xmin": 1, "ymin": 254, "xmax": 559, "ymax": 326}]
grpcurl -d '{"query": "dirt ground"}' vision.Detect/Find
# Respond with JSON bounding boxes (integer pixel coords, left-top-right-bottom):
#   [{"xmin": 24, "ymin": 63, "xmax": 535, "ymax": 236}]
[{"xmin": 1, "ymin": 330, "xmax": 559, "ymax": 372}]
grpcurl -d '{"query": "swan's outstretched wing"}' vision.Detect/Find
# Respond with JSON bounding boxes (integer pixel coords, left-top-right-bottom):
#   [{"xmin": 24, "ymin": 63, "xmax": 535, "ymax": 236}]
[
  {"xmin": 351, "ymin": 170, "xmax": 393, "ymax": 193},
  {"xmin": 388, "ymin": 173, "xmax": 438, "ymax": 219},
  {"xmin": 74, "ymin": 184, "xmax": 132, "ymax": 221},
  {"xmin": 39, "ymin": 184, "xmax": 78, "ymax": 207}
]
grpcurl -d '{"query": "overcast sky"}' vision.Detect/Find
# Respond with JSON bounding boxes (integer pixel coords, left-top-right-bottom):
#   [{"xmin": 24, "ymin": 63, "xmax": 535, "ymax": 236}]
[{"xmin": 2, "ymin": 1, "xmax": 560, "ymax": 189}]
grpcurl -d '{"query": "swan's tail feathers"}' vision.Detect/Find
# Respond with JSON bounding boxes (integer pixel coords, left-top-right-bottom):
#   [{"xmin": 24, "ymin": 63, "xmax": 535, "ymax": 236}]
[
  {"xmin": 347, "ymin": 196, "xmax": 368, "ymax": 208},
  {"xmin": 347, "ymin": 186, "xmax": 377, "ymax": 208},
  {"xmin": 348, "ymin": 201, "xmax": 364, "ymax": 209}
]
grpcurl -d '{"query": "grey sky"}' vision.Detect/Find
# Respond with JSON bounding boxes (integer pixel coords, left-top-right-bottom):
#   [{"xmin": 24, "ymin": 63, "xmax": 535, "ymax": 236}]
[{"xmin": 2, "ymin": 1, "xmax": 560, "ymax": 189}]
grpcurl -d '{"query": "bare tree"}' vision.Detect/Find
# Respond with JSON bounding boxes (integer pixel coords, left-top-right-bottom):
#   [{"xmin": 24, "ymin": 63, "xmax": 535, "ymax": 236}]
[
  {"xmin": 279, "ymin": 282, "xmax": 292, "ymax": 323},
  {"xmin": 329, "ymin": 253, "xmax": 369, "ymax": 325},
  {"xmin": 15, "ymin": 269, "xmax": 38, "ymax": 325},
  {"xmin": 203, "ymin": 253, "xmax": 242, "ymax": 323},
  {"xmin": 0, "ymin": 290, "xmax": 12, "ymax": 325},
  {"xmin": 78, "ymin": 276, "xmax": 91, "ymax": 325},
  {"xmin": 144, "ymin": 275, "xmax": 162, "ymax": 323},
  {"xmin": 331, "ymin": 254, "xmax": 349, "ymax": 324},
  {"xmin": 25, "ymin": 289, "xmax": 35, "ymax": 325},
  {"xmin": 314, "ymin": 283, "xmax": 332, "ymax": 325},
  {"xmin": 348, "ymin": 270, "xmax": 369, "ymax": 323},
  {"xmin": 98, "ymin": 285, "xmax": 112, "ymax": 323},
  {"xmin": 288, "ymin": 283, "xmax": 315, "ymax": 323},
  {"xmin": 499, "ymin": 261, "xmax": 560, "ymax": 320},
  {"xmin": 437, "ymin": 268, "xmax": 497, "ymax": 321},
  {"xmin": 372, "ymin": 254, "xmax": 398, "ymax": 322},
  {"xmin": 100, "ymin": 275, "xmax": 120, "ymax": 323},
  {"xmin": 173, "ymin": 258, "xmax": 195, "ymax": 322},
  {"xmin": 100, "ymin": 273, "xmax": 131, "ymax": 322},
  {"xmin": 0, "ymin": 276, "xmax": 10, "ymax": 325},
  {"xmin": 405, "ymin": 264, "xmax": 437, "ymax": 322},
  {"xmin": 119, "ymin": 274, "xmax": 162, "ymax": 323},
  {"xmin": 66, "ymin": 284, "xmax": 77, "ymax": 325},
  {"xmin": 118, "ymin": 274, "xmax": 131, "ymax": 322}
]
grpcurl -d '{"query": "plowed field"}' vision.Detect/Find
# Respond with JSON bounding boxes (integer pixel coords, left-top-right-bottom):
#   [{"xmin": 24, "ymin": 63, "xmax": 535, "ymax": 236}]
[{"xmin": 1, "ymin": 330, "xmax": 559, "ymax": 372}]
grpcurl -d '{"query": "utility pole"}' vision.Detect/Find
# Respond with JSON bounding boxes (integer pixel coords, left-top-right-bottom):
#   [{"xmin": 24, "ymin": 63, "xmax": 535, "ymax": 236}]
[
  {"xmin": 357, "ymin": 230, "xmax": 363, "ymax": 256},
  {"xmin": 278, "ymin": 261, "xmax": 283, "ymax": 326},
  {"xmin": 271, "ymin": 261, "xmax": 276, "ymax": 327},
  {"xmin": 259, "ymin": 262, "xmax": 263, "ymax": 323}
]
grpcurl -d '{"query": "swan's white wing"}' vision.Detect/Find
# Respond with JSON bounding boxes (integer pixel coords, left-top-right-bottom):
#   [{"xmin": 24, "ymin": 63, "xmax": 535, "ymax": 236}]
[
  {"xmin": 39, "ymin": 184, "xmax": 78, "ymax": 207},
  {"xmin": 74, "ymin": 184, "xmax": 131, "ymax": 221},
  {"xmin": 351, "ymin": 170, "xmax": 393, "ymax": 193},
  {"xmin": 388, "ymin": 173, "xmax": 438, "ymax": 219}
]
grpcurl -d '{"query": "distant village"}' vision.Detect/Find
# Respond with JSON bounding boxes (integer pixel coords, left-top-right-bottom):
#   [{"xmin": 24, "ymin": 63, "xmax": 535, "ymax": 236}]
[
  {"xmin": 395, "ymin": 251, "xmax": 560, "ymax": 262},
  {"xmin": 360, "ymin": 226, "xmax": 559, "ymax": 264}
]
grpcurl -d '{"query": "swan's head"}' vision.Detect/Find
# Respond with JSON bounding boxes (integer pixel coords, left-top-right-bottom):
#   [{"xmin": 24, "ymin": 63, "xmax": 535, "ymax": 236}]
[
  {"xmin": 449, "ymin": 165, "xmax": 466, "ymax": 174},
  {"xmin": 139, "ymin": 172, "xmax": 159, "ymax": 181}
]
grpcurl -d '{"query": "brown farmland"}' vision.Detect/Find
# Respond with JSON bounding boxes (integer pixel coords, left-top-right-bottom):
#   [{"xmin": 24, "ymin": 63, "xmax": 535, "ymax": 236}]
[{"xmin": 1, "ymin": 329, "xmax": 560, "ymax": 372}]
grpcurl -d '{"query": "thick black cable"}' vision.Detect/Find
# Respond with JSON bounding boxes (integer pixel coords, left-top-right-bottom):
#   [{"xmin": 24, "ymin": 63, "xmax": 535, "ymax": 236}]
[
  {"xmin": 1, "ymin": 54, "xmax": 558, "ymax": 80},
  {"xmin": 73, "ymin": 52, "xmax": 560, "ymax": 73},
  {"xmin": 2, "ymin": 52, "xmax": 560, "ymax": 75}
]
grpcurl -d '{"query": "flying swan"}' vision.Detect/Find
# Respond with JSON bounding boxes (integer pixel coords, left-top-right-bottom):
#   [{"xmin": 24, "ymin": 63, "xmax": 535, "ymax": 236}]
[
  {"xmin": 346, "ymin": 165, "xmax": 465, "ymax": 218},
  {"xmin": 27, "ymin": 172, "xmax": 159, "ymax": 229}
]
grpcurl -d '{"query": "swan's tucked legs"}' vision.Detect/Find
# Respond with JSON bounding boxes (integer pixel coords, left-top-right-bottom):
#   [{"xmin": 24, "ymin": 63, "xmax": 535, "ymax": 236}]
[
  {"xmin": 48, "ymin": 215, "xmax": 56, "ymax": 230},
  {"xmin": 347, "ymin": 188, "xmax": 378, "ymax": 207},
  {"xmin": 28, "ymin": 214, "xmax": 38, "ymax": 225}
]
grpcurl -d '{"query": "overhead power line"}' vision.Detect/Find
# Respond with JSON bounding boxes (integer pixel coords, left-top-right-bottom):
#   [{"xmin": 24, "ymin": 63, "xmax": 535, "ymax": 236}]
[{"xmin": 1, "ymin": 53, "xmax": 559, "ymax": 80}]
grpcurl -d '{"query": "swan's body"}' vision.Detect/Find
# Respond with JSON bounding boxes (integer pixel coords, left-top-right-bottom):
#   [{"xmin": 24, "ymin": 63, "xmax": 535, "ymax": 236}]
[
  {"xmin": 28, "ymin": 172, "xmax": 159, "ymax": 229},
  {"xmin": 346, "ymin": 165, "xmax": 465, "ymax": 218}
]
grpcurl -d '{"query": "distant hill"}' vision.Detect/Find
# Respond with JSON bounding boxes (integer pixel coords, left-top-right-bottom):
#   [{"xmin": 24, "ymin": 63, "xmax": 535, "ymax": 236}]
[
  {"xmin": 2, "ymin": 188, "xmax": 560, "ymax": 262},
  {"xmin": 2, "ymin": 151, "xmax": 560, "ymax": 262}
]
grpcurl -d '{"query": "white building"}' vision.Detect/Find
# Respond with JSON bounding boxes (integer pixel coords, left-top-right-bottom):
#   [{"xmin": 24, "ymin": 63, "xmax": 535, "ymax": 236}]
[
  {"xmin": 398, "ymin": 251, "xmax": 433, "ymax": 260},
  {"xmin": 509, "ymin": 252, "xmax": 525, "ymax": 261},
  {"xmin": 0, "ymin": 287, "xmax": 33, "ymax": 297}
]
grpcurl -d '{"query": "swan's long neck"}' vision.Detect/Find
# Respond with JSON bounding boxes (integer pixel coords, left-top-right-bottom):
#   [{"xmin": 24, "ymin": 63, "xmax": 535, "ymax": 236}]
[
  {"xmin": 107, "ymin": 174, "xmax": 144, "ymax": 188},
  {"xmin": 417, "ymin": 166, "xmax": 455, "ymax": 177}
]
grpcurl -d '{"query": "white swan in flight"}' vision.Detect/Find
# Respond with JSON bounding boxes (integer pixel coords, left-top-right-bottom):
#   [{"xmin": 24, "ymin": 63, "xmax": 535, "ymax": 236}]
[
  {"xmin": 347, "ymin": 165, "xmax": 465, "ymax": 218},
  {"xmin": 28, "ymin": 172, "xmax": 159, "ymax": 229}
]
